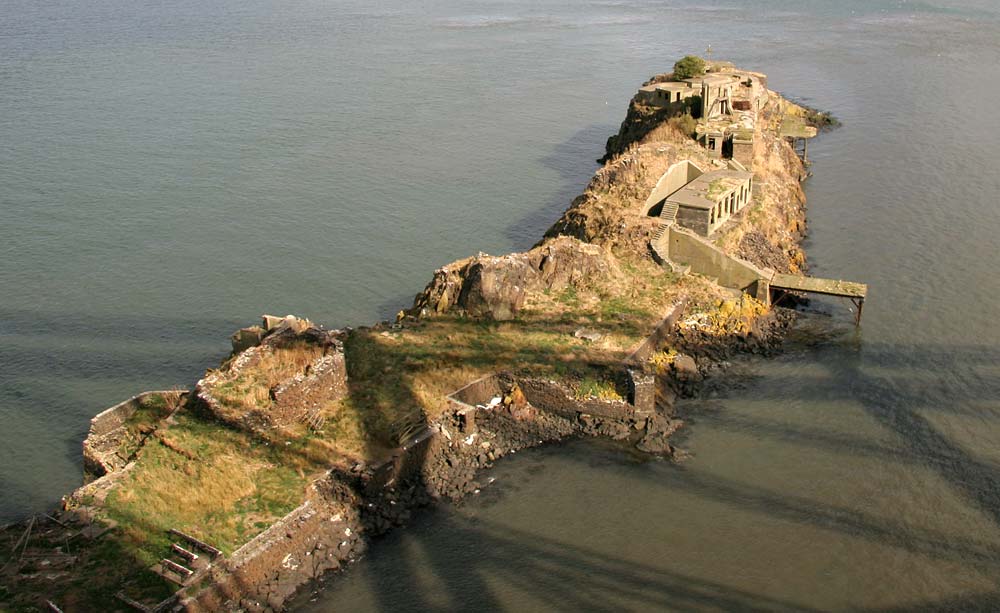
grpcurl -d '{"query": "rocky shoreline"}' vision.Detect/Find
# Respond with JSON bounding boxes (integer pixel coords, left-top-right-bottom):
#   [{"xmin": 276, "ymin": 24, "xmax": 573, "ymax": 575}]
[
  {"xmin": 0, "ymin": 59, "xmax": 826, "ymax": 613},
  {"xmin": 204, "ymin": 305, "xmax": 794, "ymax": 613}
]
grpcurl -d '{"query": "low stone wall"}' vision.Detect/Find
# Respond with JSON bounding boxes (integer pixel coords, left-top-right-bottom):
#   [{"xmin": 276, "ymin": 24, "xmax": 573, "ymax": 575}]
[
  {"xmin": 447, "ymin": 373, "xmax": 510, "ymax": 408},
  {"xmin": 183, "ymin": 482, "xmax": 366, "ymax": 613},
  {"xmin": 195, "ymin": 324, "xmax": 346, "ymax": 433},
  {"xmin": 82, "ymin": 390, "xmax": 185, "ymax": 479},
  {"xmin": 518, "ymin": 378, "xmax": 631, "ymax": 420},
  {"xmin": 625, "ymin": 299, "xmax": 688, "ymax": 365}
]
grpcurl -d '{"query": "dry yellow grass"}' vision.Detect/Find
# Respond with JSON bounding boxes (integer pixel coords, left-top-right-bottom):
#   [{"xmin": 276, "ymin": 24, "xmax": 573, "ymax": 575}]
[
  {"xmin": 101, "ymin": 412, "xmax": 317, "ymax": 565},
  {"xmin": 210, "ymin": 342, "xmax": 326, "ymax": 416}
]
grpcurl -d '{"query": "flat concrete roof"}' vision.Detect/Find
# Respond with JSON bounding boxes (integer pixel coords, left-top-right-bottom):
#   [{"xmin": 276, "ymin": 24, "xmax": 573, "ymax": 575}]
[
  {"xmin": 666, "ymin": 168, "xmax": 752, "ymax": 210},
  {"xmin": 700, "ymin": 74, "xmax": 737, "ymax": 86},
  {"xmin": 638, "ymin": 81, "xmax": 698, "ymax": 93},
  {"xmin": 779, "ymin": 116, "xmax": 818, "ymax": 139}
]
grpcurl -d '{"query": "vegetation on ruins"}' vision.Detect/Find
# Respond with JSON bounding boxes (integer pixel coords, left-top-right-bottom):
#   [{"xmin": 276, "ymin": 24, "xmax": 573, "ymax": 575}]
[
  {"xmin": 672, "ymin": 55, "xmax": 707, "ymax": 80},
  {"xmin": 668, "ymin": 113, "xmax": 698, "ymax": 138}
]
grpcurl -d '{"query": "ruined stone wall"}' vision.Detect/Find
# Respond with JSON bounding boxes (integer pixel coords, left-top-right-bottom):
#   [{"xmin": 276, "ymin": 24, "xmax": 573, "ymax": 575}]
[
  {"xmin": 448, "ymin": 373, "xmax": 511, "ymax": 408},
  {"xmin": 518, "ymin": 378, "xmax": 632, "ymax": 420},
  {"xmin": 184, "ymin": 485, "xmax": 364, "ymax": 613},
  {"xmin": 82, "ymin": 390, "xmax": 184, "ymax": 479},
  {"xmin": 625, "ymin": 300, "xmax": 688, "ymax": 365}
]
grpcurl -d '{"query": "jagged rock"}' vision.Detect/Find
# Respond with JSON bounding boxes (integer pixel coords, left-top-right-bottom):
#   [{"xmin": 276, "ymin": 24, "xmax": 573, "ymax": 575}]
[
  {"xmin": 409, "ymin": 236, "xmax": 622, "ymax": 321},
  {"xmin": 231, "ymin": 325, "xmax": 266, "ymax": 354},
  {"xmin": 636, "ymin": 431, "xmax": 674, "ymax": 455},
  {"xmin": 672, "ymin": 354, "xmax": 699, "ymax": 379},
  {"xmin": 262, "ymin": 314, "xmax": 314, "ymax": 334}
]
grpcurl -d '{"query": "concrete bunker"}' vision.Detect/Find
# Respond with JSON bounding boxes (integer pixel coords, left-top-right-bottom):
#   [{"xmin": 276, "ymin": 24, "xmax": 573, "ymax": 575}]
[
  {"xmin": 669, "ymin": 168, "xmax": 752, "ymax": 236},
  {"xmin": 643, "ymin": 160, "xmax": 705, "ymax": 217},
  {"xmin": 645, "ymin": 161, "xmax": 753, "ymax": 237}
]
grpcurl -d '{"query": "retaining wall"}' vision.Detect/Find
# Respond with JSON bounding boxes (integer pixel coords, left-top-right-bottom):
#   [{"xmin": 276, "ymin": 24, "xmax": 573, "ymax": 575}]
[
  {"xmin": 643, "ymin": 160, "xmax": 704, "ymax": 215},
  {"xmin": 184, "ymin": 486, "xmax": 364, "ymax": 613},
  {"xmin": 666, "ymin": 224, "xmax": 771, "ymax": 292}
]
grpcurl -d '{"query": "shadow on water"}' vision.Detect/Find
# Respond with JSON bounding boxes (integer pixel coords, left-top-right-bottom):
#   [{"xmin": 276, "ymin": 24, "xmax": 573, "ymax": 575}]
[
  {"xmin": 354, "ymin": 514, "xmax": 822, "ymax": 613},
  {"xmin": 825, "ymin": 344, "xmax": 1000, "ymax": 530},
  {"xmin": 503, "ymin": 124, "xmax": 611, "ymax": 249},
  {"xmin": 297, "ymin": 334, "xmax": 1000, "ymax": 612}
]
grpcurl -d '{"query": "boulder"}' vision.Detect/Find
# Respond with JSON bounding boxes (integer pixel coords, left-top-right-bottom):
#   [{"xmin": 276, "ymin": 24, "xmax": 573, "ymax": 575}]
[
  {"xmin": 409, "ymin": 236, "xmax": 623, "ymax": 321},
  {"xmin": 672, "ymin": 354, "xmax": 700, "ymax": 379},
  {"xmin": 231, "ymin": 326, "xmax": 266, "ymax": 354}
]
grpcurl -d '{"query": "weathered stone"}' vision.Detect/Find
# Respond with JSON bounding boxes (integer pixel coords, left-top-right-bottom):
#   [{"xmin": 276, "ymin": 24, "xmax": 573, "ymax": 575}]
[
  {"xmin": 231, "ymin": 326, "xmax": 266, "ymax": 354},
  {"xmin": 573, "ymin": 328, "xmax": 603, "ymax": 342},
  {"xmin": 672, "ymin": 354, "xmax": 699, "ymax": 378},
  {"xmin": 636, "ymin": 431, "xmax": 674, "ymax": 455},
  {"xmin": 409, "ymin": 236, "xmax": 623, "ymax": 321}
]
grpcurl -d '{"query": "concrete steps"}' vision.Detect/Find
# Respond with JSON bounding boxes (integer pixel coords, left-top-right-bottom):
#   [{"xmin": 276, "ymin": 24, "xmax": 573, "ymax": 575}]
[{"xmin": 659, "ymin": 201, "xmax": 678, "ymax": 224}]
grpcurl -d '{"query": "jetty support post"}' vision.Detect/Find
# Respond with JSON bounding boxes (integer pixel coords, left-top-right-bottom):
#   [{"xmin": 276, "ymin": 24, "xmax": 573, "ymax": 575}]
[{"xmin": 851, "ymin": 297, "xmax": 864, "ymax": 326}]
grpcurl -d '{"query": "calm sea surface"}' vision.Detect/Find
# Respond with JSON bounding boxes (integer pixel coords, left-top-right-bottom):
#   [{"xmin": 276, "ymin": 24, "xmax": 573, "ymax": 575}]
[{"xmin": 4, "ymin": 0, "xmax": 1000, "ymax": 609}]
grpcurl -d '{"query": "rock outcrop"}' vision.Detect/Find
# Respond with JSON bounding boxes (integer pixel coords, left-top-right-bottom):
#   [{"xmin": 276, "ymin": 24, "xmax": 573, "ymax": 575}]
[{"xmin": 410, "ymin": 236, "xmax": 623, "ymax": 320}]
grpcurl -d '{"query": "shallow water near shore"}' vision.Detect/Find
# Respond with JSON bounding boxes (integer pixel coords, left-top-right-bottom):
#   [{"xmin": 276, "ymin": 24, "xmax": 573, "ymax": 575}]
[{"xmin": 4, "ymin": 0, "xmax": 1000, "ymax": 609}]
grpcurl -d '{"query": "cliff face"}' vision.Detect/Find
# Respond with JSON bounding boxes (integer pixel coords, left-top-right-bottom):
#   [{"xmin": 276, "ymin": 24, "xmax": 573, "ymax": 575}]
[
  {"xmin": 410, "ymin": 236, "xmax": 623, "ymax": 321},
  {"xmin": 411, "ymin": 87, "xmax": 811, "ymax": 320}
]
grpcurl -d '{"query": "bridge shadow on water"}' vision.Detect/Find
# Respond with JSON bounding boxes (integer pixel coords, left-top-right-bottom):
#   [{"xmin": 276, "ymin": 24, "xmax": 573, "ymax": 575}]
[
  {"xmin": 353, "ymin": 513, "xmax": 821, "ymax": 613},
  {"xmin": 307, "ymin": 336, "xmax": 1000, "ymax": 612}
]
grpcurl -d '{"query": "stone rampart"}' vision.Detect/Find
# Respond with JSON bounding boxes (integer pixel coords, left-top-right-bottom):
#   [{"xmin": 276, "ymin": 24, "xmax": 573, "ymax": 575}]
[
  {"xmin": 83, "ymin": 390, "xmax": 185, "ymax": 479},
  {"xmin": 183, "ymin": 483, "xmax": 364, "ymax": 612}
]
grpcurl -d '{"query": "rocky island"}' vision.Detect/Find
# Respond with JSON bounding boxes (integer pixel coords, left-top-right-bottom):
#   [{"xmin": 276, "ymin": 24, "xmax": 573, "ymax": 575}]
[{"xmin": 0, "ymin": 57, "xmax": 861, "ymax": 612}]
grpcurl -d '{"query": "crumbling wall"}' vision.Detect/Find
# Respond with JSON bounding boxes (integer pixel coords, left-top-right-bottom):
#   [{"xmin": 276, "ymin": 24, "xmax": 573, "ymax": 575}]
[
  {"xmin": 626, "ymin": 300, "xmax": 688, "ymax": 364},
  {"xmin": 517, "ymin": 378, "xmax": 632, "ymax": 420},
  {"xmin": 184, "ymin": 483, "xmax": 364, "ymax": 613},
  {"xmin": 195, "ymin": 317, "xmax": 346, "ymax": 434},
  {"xmin": 82, "ymin": 390, "xmax": 184, "ymax": 479}
]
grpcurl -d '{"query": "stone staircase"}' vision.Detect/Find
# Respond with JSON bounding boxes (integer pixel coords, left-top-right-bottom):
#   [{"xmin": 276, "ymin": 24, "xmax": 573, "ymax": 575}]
[
  {"xmin": 658, "ymin": 200, "xmax": 679, "ymax": 224},
  {"xmin": 649, "ymin": 220, "xmax": 690, "ymax": 276},
  {"xmin": 301, "ymin": 407, "xmax": 326, "ymax": 432}
]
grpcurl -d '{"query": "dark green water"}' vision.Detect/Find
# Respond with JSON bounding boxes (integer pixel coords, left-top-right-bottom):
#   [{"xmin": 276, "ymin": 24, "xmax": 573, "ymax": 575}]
[{"xmin": 4, "ymin": 0, "xmax": 1000, "ymax": 609}]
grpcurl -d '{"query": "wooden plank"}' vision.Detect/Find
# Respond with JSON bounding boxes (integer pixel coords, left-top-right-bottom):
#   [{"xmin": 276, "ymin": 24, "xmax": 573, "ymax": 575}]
[
  {"xmin": 770, "ymin": 273, "xmax": 867, "ymax": 298},
  {"xmin": 170, "ymin": 543, "xmax": 198, "ymax": 563},
  {"xmin": 168, "ymin": 529, "xmax": 221, "ymax": 558}
]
